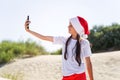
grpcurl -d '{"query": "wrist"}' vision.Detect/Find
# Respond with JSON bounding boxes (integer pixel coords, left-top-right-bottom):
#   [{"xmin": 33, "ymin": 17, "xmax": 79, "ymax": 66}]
[{"xmin": 26, "ymin": 28, "xmax": 30, "ymax": 32}]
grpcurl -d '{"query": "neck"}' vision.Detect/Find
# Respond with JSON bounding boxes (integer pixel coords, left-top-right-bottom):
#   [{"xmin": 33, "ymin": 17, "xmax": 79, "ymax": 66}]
[{"xmin": 72, "ymin": 34, "xmax": 77, "ymax": 39}]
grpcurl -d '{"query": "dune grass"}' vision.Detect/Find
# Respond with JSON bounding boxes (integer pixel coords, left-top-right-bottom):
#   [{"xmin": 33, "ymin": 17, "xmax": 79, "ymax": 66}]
[{"xmin": 0, "ymin": 39, "xmax": 48, "ymax": 64}]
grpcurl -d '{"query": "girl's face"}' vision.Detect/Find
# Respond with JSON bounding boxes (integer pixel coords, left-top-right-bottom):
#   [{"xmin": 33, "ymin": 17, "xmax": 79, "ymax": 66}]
[{"xmin": 68, "ymin": 23, "xmax": 77, "ymax": 35}]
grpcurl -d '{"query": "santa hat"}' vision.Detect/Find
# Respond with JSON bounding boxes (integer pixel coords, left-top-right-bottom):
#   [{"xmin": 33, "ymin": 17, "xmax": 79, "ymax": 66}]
[{"xmin": 69, "ymin": 16, "xmax": 90, "ymax": 38}]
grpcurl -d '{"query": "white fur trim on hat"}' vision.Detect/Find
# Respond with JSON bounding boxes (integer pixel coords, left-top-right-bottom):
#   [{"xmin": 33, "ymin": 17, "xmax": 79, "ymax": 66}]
[{"xmin": 69, "ymin": 17, "xmax": 85, "ymax": 38}]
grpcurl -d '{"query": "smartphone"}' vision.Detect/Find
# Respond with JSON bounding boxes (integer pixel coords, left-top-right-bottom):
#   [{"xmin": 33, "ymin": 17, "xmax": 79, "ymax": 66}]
[
  {"xmin": 27, "ymin": 16, "xmax": 29, "ymax": 21},
  {"xmin": 27, "ymin": 15, "xmax": 29, "ymax": 29}
]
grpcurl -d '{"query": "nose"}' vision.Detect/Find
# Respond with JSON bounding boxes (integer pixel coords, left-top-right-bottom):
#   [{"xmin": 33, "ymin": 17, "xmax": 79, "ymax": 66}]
[
  {"xmin": 68, "ymin": 25, "xmax": 70, "ymax": 28},
  {"xmin": 68, "ymin": 26, "xmax": 71, "ymax": 31}
]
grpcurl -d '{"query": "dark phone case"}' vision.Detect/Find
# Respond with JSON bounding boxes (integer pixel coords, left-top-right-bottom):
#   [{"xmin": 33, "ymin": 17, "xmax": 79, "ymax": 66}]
[
  {"xmin": 27, "ymin": 16, "xmax": 29, "ymax": 21},
  {"xmin": 27, "ymin": 16, "xmax": 29, "ymax": 29}
]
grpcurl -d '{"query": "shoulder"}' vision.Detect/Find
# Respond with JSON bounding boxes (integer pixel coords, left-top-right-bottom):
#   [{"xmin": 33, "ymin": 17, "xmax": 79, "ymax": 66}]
[
  {"xmin": 81, "ymin": 38, "xmax": 90, "ymax": 44},
  {"xmin": 53, "ymin": 36, "xmax": 68, "ymax": 44},
  {"xmin": 80, "ymin": 38, "xmax": 90, "ymax": 47}
]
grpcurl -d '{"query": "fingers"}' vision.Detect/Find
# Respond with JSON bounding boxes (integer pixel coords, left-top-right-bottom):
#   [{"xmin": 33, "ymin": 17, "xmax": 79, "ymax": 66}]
[
  {"xmin": 25, "ymin": 20, "xmax": 31, "ymax": 31},
  {"xmin": 25, "ymin": 20, "xmax": 31, "ymax": 26}
]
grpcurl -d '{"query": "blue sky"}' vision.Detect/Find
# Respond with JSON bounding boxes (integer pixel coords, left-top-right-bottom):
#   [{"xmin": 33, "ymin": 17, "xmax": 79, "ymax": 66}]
[{"xmin": 0, "ymin": 0, "xmax": 120, "ymax": 52}]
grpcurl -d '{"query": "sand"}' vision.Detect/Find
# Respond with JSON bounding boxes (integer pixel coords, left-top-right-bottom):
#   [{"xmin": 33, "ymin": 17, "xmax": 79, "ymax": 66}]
[{"xmin": 0, "ymin": 51, "xmax": 120, "ymax": 80}]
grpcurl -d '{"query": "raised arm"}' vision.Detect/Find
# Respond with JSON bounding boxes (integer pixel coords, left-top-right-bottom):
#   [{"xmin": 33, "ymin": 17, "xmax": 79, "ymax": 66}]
[{"xmin": 24, "ymin": 20, "xmax": 53, "ymax": 42}]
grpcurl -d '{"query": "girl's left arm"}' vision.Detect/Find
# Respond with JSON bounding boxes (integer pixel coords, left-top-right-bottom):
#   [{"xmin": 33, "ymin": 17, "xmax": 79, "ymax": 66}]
[{"xmin": 85, "ymin": 57, "xmax": 94, "ymax": 80}]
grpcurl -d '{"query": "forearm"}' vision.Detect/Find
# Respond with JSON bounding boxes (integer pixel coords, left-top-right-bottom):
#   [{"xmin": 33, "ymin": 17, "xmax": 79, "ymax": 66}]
[
  {"xmin": 27, "ymin": 30, "xmax": 53, "ymax": 42},
  {"xmin": 86, "ymin": 61, "xmax": 94, "ymax": 80},
  {"xmin": 24, "ymin": 20, "xmax": 53, "ymax": 42},
  {"xmin": 85, "ymin": 57, "xmax": 94, "ymax": 80}
]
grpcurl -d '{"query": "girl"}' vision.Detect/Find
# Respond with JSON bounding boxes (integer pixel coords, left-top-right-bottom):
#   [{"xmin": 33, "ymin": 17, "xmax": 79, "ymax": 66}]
[{"xmin": 24, "ymin": 16, "xmax": 94, "ymax": 80}]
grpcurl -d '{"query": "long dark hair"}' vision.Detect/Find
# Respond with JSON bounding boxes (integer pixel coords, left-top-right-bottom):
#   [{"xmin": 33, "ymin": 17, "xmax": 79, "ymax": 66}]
[{"xmin": 64, "ymin": 34, "xmax": 81, "ymax": 66}]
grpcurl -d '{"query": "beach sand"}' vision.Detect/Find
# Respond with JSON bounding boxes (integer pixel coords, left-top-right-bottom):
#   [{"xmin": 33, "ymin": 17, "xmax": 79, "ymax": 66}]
[{"xmin": 0, "ymin": 51, "xmax": 120, "ymax": 80}]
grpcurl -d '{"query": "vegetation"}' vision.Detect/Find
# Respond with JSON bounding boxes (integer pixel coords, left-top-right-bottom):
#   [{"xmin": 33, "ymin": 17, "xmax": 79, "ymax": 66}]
[
  {"xmin": 88, "ymin": 23, "xmax": 120, "ymax": 53},
  {"xmin": 50, "ymin": 49, "xmax": 62, "ymax": 55},
  {"xmin": 0, "ymin": 39, "xmax": 48, "ymax": 64}
]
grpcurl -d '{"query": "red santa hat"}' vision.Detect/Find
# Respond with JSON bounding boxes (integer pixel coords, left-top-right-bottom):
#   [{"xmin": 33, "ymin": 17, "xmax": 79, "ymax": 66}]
[{"xmin": 69, "ymin": 16, "xmax": 90, "ymax": 38}]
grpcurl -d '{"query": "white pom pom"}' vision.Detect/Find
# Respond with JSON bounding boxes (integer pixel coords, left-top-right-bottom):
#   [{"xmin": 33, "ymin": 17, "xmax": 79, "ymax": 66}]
[{"xmin": 81, "ymin": 34, "xmax": 88, "ymax": 38}]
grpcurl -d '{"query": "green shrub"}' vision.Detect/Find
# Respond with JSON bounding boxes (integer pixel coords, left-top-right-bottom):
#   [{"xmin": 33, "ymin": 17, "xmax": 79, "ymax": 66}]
[
  {"xmin": 51, "ymin": 49, "xmax": 62, "ymax": 55},
  {"xmin": 0, "ymin": 39, "xmax": 48, "ymax": 63},
  {"xmin": 0, "ymin": 51, "xmax": 14, "ymax": 64},
  {"xmin": 88, "ymin": 23, "xmax": 120, "ymax": 53},
  {"xmin": 23, "ymin": 40, "xmax": 47, "ymax": 56}
]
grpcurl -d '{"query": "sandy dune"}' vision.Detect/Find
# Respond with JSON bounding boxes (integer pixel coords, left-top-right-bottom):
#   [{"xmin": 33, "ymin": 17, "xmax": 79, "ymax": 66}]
[{"xmin": 0, "ymin": 51, "xmax": 120, "ymax": 80}]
